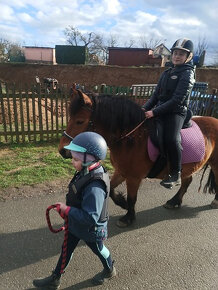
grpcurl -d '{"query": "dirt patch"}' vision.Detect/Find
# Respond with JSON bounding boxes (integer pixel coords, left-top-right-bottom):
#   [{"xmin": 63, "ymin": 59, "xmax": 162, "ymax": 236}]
[
  {"xmin": 0, "ymin": 148, "xmax": 15, "ymax": 157},
  {"xmin": 5, "ymin": 162, "xmax": 46, "ymax": 175},
  {"xmin": 0, "ymin": 177, "xmax": 69, "ymax": 202}
]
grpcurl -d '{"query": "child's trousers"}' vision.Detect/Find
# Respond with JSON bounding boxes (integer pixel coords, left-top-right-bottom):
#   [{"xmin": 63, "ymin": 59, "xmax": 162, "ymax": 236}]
[{"xmin": 54, "ymin": 231, "xmax": 113, "ymax": 275}]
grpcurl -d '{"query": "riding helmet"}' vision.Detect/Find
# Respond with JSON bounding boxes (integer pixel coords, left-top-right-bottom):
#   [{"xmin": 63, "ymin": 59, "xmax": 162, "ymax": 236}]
[
  {"xmin": 64, "ymin": 132, "xmax": 107, "ymax": 160},
  {"xmin": 171, "ymin": 38, "xmax": 194, "ymax": 54}
]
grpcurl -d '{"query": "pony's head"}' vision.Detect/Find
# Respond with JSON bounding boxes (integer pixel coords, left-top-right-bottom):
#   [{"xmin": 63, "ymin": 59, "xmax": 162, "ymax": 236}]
[
  {"xmin": 59, "ymin": 86, "xmax": 146, "ymax": 159},
  {"xmin": 58, "ymin": 86, "xmax": 93, "ymax": 158}
]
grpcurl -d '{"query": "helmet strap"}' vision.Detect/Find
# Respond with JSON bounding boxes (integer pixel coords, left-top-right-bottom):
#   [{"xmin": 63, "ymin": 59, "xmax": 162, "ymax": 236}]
[
  {"xmin": 82, "ymin": 152, "xmax": 98, "ymax": 175},
  {"xmin": 185, "ymin": 52, "xmax": 193, "ymax": 63}
]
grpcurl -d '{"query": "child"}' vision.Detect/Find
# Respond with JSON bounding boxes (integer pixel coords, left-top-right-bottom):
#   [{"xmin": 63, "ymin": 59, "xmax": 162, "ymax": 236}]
[
  {"xmin": 142, "ymin": 38, "xmax": 195, "ymax": 189},
  {"xmin": 33, "ymin": 132, "xmax": 116, "ymax": 289}
]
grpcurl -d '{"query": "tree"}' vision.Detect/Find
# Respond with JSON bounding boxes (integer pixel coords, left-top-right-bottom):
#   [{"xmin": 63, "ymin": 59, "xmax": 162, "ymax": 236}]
[
  {"xmin": 64, "ymin": 26, "xmax": 106, "ymax": 63},
  {"xmin": 123, "ymin": 39, "xmax": 135, "ymax": 48},
  {"xmin": 193, "ymin": 36, "xmax": 208, "ymax": 67},
  {"xmin": 64, "ymin": 26, "xmax": 96, "ymax": 47},
  {"xmin": 0, "ymin": 39, "xmax": 9, "ymax": 62},
  {"xmin": 0, "ymin": 39, "xmax": 25, "ymax": 63},
  {"xmin": 194, "ymin": 36, "xmax": 208, "ymax": 57},
  {"xmin": 64, "ymin": 26, "xmax": 122, "ymax": 64},
  {"xmin": 90, "ymin": 34, "xmax": 120, "ymax": 63},
  {"xmin": 8, "ymin": 43, "xmax": 25, "ymax": 62},
  {"xmin": 138, "ymin": 36, "xmax": 162, "ymax": 49}
]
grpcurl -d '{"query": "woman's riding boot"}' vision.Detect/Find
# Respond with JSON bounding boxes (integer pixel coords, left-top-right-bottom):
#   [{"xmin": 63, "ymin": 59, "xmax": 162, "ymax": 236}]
[
  {"xmin": 160, "ymin": 172, "xmax": 181, "ymax": 189},
  {"xmin": 33, "ymin": 271, "xmax": 61, "ymax": 289}
]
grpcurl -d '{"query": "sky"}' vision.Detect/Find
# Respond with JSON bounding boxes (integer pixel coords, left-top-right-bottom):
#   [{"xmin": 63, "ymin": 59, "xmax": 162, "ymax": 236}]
[{"xmin": 0, "ymin": 0, "xmax": 217, "ymax": 65}]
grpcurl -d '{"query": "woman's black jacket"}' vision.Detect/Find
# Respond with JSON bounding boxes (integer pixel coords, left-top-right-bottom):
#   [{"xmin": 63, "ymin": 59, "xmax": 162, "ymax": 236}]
[{"xmin": 142, "ymin": 63, "xmax": 195, "ymax": 116}]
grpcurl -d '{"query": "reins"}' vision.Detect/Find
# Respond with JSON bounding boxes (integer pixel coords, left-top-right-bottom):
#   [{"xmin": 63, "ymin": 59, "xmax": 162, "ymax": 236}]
[
  {"xmin": 118, "ymin": 118, "xmax": 147, "ymax": 141},
  {"xmin": 46, "ymin": 204, "xmax": 69, "ymax": 273}
]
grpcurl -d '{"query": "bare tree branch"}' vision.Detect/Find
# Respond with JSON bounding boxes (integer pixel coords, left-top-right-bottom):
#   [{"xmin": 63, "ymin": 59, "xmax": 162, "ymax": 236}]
[
  {"xmin": 139, "ymin": 36, "xmax": 162, "ymax": 49},
  {"xmin": 194, "ymin": 36, "xmax": 208, "ymax": 56}
]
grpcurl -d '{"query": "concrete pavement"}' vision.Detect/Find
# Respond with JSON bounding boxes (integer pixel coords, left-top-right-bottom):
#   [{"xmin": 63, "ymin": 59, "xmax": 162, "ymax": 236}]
[{"xmin": 1, "ymin": 173, "xmax": 218, "ymax": 290}]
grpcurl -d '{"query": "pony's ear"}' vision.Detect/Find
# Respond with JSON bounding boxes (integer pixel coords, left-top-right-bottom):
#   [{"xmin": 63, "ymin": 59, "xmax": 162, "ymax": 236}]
[
  {"xmin": 69, "ymin": 83, "xmax": 92, "ymax": 109},
  {"xmin": 78, "ymin": 90, "xmax": 92, "ymax": 108},
  {"xmin": 70, "ymin": 83, "xmax": 78, "ymax": 97}
]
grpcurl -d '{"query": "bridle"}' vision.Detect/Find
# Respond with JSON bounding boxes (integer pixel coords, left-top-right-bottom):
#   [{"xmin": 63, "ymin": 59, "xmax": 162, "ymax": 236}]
[
  {"xmin": 62, "ymin": 119, "xmax": 94, "ymax": 141},
  {"xmin": 62, "ymin": 130, "xmax": 73, "ymax": 141}
]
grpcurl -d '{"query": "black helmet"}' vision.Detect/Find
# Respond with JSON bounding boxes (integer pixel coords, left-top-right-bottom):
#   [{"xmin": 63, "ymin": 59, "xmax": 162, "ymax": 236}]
[
  {"xmin": 171, "ymin": 38, "xmax": 194, "ymax": 54},
  {"xmin": 64, "ymin": 132, "xmax": 107, "ymax": 160}
]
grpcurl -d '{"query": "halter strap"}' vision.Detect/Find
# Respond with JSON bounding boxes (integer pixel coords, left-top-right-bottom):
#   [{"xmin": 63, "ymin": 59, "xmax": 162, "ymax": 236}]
[{"xmin": 62, "ymin": 131, "xmax": 73, "ymax": 140}]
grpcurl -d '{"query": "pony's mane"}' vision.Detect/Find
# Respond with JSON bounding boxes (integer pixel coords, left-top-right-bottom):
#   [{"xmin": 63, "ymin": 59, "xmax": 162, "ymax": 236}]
[
  {"xmin": 69, "ymin": 92, "xmax": 145, "ymax": 134},
  {"xmin": 93, "ymin": 95, "xmax": 145, "ymax": 134}
]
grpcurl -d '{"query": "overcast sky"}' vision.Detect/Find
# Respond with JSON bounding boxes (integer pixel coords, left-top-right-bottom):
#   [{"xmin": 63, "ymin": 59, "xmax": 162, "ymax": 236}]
[{"xmin": 0, "ymin": 0, "xmax": 217, "ymax": 64}]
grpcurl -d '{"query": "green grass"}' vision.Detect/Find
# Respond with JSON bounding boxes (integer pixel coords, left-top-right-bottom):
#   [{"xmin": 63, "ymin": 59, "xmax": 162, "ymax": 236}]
[{"xmin": 0, "ymin": 142, "xmax": 113, "ymax": 188}]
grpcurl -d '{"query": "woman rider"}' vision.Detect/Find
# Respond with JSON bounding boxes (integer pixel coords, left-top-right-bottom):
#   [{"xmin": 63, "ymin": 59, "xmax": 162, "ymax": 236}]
[{"xmin": 142, "ymin": 38, "xmax": 195, "ymax": 189}]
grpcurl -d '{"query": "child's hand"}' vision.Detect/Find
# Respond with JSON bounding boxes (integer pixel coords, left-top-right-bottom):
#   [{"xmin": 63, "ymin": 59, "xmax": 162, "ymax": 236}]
[{"xmin": 55, "ymin": 202, "xmax": 70, "ymax": 218}]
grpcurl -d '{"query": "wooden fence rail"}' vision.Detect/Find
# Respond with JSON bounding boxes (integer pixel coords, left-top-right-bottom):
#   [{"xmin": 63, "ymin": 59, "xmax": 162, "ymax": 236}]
[{"xmin": 0, "ymin": 83, "xmax": 217, "ymax": 144}]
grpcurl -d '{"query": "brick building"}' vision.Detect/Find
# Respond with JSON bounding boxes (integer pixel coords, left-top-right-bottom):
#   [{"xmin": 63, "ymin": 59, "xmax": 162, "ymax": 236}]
[{"xmin": 108, "ymin": 47, "xmax": 163, "ymax": 67}]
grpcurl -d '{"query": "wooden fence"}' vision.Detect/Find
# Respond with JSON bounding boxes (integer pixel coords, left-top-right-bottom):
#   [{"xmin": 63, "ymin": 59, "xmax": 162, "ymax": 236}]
[
  {"xmin": 0, "ymin": 83, "xmax": 217, "ymax": 144},
  {"xmin": 0, "ymin": 84, "xmax": 70, "ymax": 144}
]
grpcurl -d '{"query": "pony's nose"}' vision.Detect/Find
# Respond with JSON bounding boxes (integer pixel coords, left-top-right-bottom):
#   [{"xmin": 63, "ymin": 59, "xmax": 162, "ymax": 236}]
[{"xmin": 59, "ymin": 148, "xmax": 71, "ymax": 159}]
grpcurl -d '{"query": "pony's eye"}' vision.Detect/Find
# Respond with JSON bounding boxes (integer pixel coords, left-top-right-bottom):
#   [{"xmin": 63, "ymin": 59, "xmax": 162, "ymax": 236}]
[{"xmin": 76, "ymin": 120, "xmax": 84, "ymax": 125}]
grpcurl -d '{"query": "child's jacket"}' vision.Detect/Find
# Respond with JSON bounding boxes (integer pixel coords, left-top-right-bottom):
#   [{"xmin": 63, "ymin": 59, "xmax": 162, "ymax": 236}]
[{"xmin": 66, "ymin": 165, "xmax": 110, "ymax": 242}]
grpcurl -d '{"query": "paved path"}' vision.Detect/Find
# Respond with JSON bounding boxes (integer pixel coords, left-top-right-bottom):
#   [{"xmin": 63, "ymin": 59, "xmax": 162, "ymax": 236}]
[{"xmin": 1, "ymin": 173, "xmax": 218, "ymax": 290}]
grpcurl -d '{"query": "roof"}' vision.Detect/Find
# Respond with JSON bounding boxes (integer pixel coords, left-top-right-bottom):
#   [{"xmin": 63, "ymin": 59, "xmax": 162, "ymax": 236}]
[
  {"xmin": 23, "ymin": 46, "xmax": 54, "ymax": 49},
  {"xmin": 108, "ymin": 47, "xmax": 152, "ymax": 51}
]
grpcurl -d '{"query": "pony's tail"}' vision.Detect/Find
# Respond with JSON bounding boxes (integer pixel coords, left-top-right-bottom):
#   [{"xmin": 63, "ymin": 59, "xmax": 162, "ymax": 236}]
[{"xmin": 198, "ymin": 164, "xmax": 216, "ymax": 194}]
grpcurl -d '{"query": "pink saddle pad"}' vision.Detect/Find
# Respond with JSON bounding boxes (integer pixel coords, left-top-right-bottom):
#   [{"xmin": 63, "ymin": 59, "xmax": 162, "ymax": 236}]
[{"xmin": 148, "ymin": 120, "xmax": 205, "ymax": 164}]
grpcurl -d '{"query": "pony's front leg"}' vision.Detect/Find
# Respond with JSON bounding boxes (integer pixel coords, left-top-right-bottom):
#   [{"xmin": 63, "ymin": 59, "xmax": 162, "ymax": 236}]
[
  {"xmin": 116, "ymin": 177, "xmax": 141, "ymax": 227},
  {"xmin": 110, "ymin": 170, "xmax": 127, "ymax": 209}
]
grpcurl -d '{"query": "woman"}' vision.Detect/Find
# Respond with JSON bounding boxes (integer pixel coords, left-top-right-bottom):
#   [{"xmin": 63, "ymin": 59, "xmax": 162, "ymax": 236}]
[{"xmin": 142, "ymin": 38, "xmax": 195, "ymax": 189}]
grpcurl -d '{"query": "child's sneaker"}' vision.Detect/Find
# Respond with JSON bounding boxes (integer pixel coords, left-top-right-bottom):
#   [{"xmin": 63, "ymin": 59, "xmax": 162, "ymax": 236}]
[
  {"xmin": 33, "ymin": 271, "xmax": 61, "ymax": 289},
  {"xmin": 92, "ymin": 265, "xmax": 116, "ymax": 285}
]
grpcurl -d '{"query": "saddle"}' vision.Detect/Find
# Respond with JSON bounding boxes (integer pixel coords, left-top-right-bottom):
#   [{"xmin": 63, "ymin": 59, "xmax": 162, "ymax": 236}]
[{"xmin": 147, "ymin": 110, "xmax": 205, "ymax": 178}]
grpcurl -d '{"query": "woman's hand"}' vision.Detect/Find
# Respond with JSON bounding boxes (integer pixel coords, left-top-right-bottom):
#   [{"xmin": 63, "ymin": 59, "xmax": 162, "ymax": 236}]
[{"xmin": 145, "ymin": 110, "xmax": 154, "ymax": 119}]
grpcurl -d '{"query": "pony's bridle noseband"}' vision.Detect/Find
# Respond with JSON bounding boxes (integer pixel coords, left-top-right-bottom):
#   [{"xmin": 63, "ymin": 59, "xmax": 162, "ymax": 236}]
[{"xmin": 62, "ymin": 131, "xmax": 74, "ymax": 141}]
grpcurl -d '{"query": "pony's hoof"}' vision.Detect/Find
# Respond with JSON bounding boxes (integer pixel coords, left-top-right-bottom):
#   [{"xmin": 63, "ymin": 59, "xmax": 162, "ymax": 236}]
[
  {"xmin": 163, "ymin": 201, "xmax": 181, "ymax": 209},
  {"xmin": 116, "ymin": 220, "xmax": 129, "ymax": 228},
  {"xmin": 116, "ymin": 215, "xmax": 135, "ymax": 227},
  {"xmin": 210, "ymin": 199, "xmax": 218, "ymax": 209}
]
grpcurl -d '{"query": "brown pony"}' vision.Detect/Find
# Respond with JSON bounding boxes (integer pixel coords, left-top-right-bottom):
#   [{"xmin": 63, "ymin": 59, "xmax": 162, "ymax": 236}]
[{"xmin": 59, "ymin": 88, "xmax": 218, "ymax": 227}]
